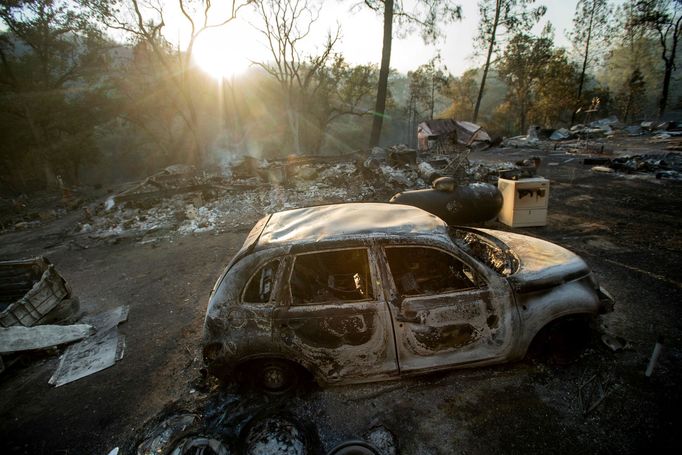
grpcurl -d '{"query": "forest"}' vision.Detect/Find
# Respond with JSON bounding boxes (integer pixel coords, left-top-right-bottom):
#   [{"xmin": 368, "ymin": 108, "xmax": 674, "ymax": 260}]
[{"xmin": 1, "ymin": 0, "xmax": 681, "ymax": 192}]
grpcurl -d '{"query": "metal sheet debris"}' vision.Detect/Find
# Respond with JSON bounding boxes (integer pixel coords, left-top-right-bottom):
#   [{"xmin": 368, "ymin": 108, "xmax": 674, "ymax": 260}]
[
  {"xmin": 82, "ymin": 305, "xmax": 129, "ymax": 332},
  {"xmin": 582, "ymin": 152, "xmax": 682, "ymax": 179},
  {"xmin": 48, "ymin": 305, "xmax": 129, "ymax": 387},
  {"xmin": 0, "ymin": 324, "xmax": 94, "ymax": 354},
  {"xmin": 48, "ymin": 327, "xmax": 125, "ymax": 387},
  {"xmin": 417, "ymin": 119, "xmax": 491, "ymax": 152},
  {"xmin": 550, "ymin": 128, "xmax": 572, "ymax": 141},
  {"xmin": 591, "ymin": 166, "xmax": 615, "ymax": 174}
]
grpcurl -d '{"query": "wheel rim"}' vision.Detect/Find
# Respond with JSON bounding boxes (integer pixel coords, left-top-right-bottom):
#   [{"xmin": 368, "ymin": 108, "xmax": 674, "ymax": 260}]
[{"xmin": 262, "ymin": 364, "xmax": 287, "ymax": 391}]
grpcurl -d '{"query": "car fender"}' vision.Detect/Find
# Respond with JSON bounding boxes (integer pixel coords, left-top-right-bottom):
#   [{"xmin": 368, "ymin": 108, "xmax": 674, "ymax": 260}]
[{"xmin": 513, "ymin": 274, "xmax": 601, "ymax": 355}]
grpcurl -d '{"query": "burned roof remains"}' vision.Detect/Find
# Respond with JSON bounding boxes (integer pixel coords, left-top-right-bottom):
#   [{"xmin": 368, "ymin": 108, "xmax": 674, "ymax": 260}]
[
  {"xmin": 257, "ymin": 203, "xmax": 448, "ymax": 247},
  {"xmin": 418, "ymin": 119, "xmax": 492, "ymax": 143}
]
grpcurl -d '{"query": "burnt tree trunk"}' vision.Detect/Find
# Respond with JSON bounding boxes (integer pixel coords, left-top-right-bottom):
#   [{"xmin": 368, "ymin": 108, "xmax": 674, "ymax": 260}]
[
  {"xmin": 659, "ymin": 59, "xmax": 674, "ymax": 118},
  {"xmin": 658, "ymin": 16, "xmax": 681, "ymax": 118},
  {"xmin": 473, "ymin": 0, "xmax": 501, "ymax": 123},
  {"xmin": 369, "ymin": 0, "xmax": 394, "ymax": 148},
  {"xmin": 572, "ymin": 0, "xmax": 596, "ymax": 125}
]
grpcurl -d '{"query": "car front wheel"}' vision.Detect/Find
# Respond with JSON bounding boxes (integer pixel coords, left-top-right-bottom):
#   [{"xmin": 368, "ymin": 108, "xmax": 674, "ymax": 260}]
[{"xmin": 529, "ymin": 315, "xmax": 592, "ymax": 365}]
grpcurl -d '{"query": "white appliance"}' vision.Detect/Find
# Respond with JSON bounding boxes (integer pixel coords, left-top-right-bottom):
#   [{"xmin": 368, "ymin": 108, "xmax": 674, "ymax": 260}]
[{"xmin": 497, "ymin": 177, "xmax": 549, "ymax": 227}]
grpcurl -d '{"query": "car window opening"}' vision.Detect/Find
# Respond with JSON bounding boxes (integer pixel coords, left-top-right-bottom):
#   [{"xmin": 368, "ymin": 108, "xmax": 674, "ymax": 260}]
[
  {"xmin": 243, "ymin": 259, "xmax": 280, "ymax": 303},
  {"xmin": 290, "ymin": 249, "xmax": 374, "ymax": 304},
  {"xmin": 449, "ymin": 228, "xmax": 517, "ymax": 276},
  {"xmin": 385, "ymin": 247, "xmax": 479, "ymax": 296}
]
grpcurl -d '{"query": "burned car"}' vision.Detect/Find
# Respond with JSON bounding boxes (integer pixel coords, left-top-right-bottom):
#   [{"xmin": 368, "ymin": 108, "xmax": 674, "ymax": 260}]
[{"xmin": 202, "ymin": 203, "xmax": 613, "ymax": 391}]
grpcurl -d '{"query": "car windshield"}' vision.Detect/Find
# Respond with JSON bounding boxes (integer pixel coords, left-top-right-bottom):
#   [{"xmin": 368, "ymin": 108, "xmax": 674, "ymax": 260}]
[{"xmin": 449, "ymin": 228, "xmax": 518, "ymax": 277}]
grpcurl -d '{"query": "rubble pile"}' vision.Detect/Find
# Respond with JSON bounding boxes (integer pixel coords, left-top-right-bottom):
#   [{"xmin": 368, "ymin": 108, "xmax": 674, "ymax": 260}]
[
  {"xmin": 502, "ymin": 118, "xmax": 682, "ymax": 149},
  {"xmin": 0, "ymin": 193, "xmax": 70, "ymax": 232},
  {"xmin": 72, "ymin": 146, "xmax": 533, "ymax": 243},
  {"xmin": 585, "ymin": 152, "xmax": 682, "ymax": 180},
  {"xmin": 77, "ymin": 154, "xmax": 412, "ymax": 241},
  {"xmin": 0, "ymin": 257, "xmax": 128, "ymax": 384}
]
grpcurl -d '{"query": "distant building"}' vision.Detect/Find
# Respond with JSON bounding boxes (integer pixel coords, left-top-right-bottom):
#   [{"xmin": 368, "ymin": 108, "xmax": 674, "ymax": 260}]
[{"xmin": 417, "ymin": 119, "xmax": 491, "ymax": 153}]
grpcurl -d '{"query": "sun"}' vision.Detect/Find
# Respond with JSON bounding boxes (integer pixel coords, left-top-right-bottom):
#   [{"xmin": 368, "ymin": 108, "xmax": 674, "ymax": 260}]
[{"xmin": 193, "ymin": 25, "xmax": 251, "ymax": 79}]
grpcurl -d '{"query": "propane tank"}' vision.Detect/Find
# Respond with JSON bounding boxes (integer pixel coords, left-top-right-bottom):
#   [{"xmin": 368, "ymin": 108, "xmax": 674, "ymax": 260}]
[{"xmin": 389, "ymin": 179, "xmax": 503, "ymax": 225}]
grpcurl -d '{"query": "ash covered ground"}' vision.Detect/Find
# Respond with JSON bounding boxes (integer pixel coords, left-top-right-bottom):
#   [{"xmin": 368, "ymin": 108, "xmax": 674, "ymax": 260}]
[{"xmin": 0, "ymin": 133, "xmax": 681, "ymax": 454}]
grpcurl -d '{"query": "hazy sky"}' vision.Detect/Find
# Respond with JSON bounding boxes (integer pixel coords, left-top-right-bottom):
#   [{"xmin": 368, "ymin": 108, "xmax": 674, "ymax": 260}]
[
  {"xmin": 177, "ymin": 0, "xmax": 590, "ymax": 79},
  {"xmin": 327, "ymin": 0, "xmax": 581, "ymax": 76},
  {"xmin": 0, "ymin": 1, "xmax": 626, "ymax": 77}
]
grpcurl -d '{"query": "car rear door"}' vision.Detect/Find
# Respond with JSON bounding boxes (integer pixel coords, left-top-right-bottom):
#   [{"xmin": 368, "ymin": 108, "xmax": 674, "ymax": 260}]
[
  {"xmin": 273, "ymin": 246, "xmax": 398, "ymax": 383},
  {"xmin": 379, "ymin": 244, "xmax": 516, "ymax": 373}
]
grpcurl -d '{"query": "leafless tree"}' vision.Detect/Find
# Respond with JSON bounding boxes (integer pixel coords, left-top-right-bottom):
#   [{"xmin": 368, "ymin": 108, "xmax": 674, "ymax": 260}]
[{"xmin": 253, "ymin": 0, "xmax": 339, "ymax": 154}]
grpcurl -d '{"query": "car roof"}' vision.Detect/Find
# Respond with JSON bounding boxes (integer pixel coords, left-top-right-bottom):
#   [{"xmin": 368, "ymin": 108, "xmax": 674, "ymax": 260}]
[{"xmin": 256, "ymin": 203, "xmax": 449, "ymax": 248}]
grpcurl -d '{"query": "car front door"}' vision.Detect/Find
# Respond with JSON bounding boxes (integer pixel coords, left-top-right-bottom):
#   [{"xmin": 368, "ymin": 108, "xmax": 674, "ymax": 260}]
[
  {"xmin": 273, "ymin": 247, "xmax": 398, "ymax": 384},
  {"xmin": 380, "ymin": 245, "xmax": 515, "ymax": 373}
]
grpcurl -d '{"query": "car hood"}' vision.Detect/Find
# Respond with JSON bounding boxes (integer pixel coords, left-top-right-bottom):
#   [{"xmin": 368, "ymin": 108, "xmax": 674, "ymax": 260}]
[{"xmin": 477, "ymin": 229, "xmax": 591, "ymax": 293}]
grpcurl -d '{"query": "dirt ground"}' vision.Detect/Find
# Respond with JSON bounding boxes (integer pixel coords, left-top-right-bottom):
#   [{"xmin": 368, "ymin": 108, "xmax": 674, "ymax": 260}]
[{"xmin": 1, "ymin": 138, "xmax": 681, "ymax": 454}]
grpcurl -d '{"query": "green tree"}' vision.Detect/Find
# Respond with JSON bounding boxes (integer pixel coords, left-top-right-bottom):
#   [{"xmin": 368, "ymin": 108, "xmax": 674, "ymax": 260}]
[
  {"xmin": 295, "ymin": 55, "xmax": 378, "ymax": 154},
  {"xmin": 114, "ymin": 37, "xmax": 196, "ymax": 167},
  {"xmin": 598, "ymin": 1, "xmax": 660, "ymax": 118},
  {"xmin": 496, "ymin": 27, "xmax": 554, "ymax": 133},
  {"xmin": 568, "ymin": 0, "xmax": 613, "ymax": 123},
  {"xmin": 619, "ymin": 68, "xmax": 647, "ymax": 121},
  {"xmin": 358, "ymin": 0, "xmax": 462, "ymax": 148},
  {"xmin": 442, "ymin": 68, "xmax": 479, "ymax": 120},
  {"xmin": 631, "ymin": 0, "xmax": 682, "ymax": 117},
  {"xmin": 0, "ymin": 0, "xmax": 113, "ymax": 189},
  {"xmin": 473, "ymin": 0, "xmax": 545, "ymax": 123},
  {"xmin": 532, "ymin": 48, "xmax": 581, "ymax": 126},
  {"xmin": 408, "ymin": 56, "xmax": 449, "ymax": 120},
  {"xmin": 320, "ymin": 58, "xmax": 378, "ymax": 126}
]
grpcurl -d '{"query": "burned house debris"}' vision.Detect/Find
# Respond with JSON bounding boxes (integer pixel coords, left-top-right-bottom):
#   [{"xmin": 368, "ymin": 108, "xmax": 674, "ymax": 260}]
[
  {"xmin": 417, "ymin": 119, "xmax": 492, "ymax": 153},
  {"xmin": 46, "ymin": 142, "xmax": 560, "ymax": 247},
  {"xmin": 0, "ymin": 256, "xmax": 128, "ymax": 384},
  {"xmin": 5, "ymin": 108, "xmax": 682, "ymax": 455},
  {"xmin": 0, "ymin": 324, "xmax": 93, "ymax": 354},
  {"xmin": 584, "ymin": 152, "xmax": 682, "ymax": 180},
  {"xmin": 132, "ymin": 399, "xmax": 396, "ymax": 455},
  {"xmin": 0, "ymin": 257, "xmax": 79, "ymax": 327}
]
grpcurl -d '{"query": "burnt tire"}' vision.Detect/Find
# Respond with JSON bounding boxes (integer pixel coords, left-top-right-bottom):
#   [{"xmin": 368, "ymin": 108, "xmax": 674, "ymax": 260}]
[
  {"xmin": 529, "ymin": 316, "xmax": 592, "ymax": 365},
  {"xmin": 250, "ymin": 359, "xmax": 300, "ymax": 394}
]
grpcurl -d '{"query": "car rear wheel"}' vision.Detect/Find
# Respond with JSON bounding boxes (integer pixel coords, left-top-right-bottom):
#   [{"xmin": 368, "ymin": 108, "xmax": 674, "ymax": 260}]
[{"xmin": 250, "ymin": 359, "xmax": 300, "ymax": 394}]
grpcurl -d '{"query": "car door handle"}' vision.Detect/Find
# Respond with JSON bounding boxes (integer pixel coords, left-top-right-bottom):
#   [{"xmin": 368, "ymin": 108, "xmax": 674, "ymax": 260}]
[{"xmin": 280, "ymin": 320, "xmax": 304, "ymax": 329}]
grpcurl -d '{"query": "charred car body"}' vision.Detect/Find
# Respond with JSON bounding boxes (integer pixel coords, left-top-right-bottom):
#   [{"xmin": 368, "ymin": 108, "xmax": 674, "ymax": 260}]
[{"xmin": 202, "ymin": 203, "xmax": 613, "ymax": 391}]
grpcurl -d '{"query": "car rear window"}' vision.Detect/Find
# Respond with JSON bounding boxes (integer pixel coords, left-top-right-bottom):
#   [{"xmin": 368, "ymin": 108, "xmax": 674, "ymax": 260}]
[{"xmin": 243, "ymin": 259, "xmax": 280, "ymax": 303}]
